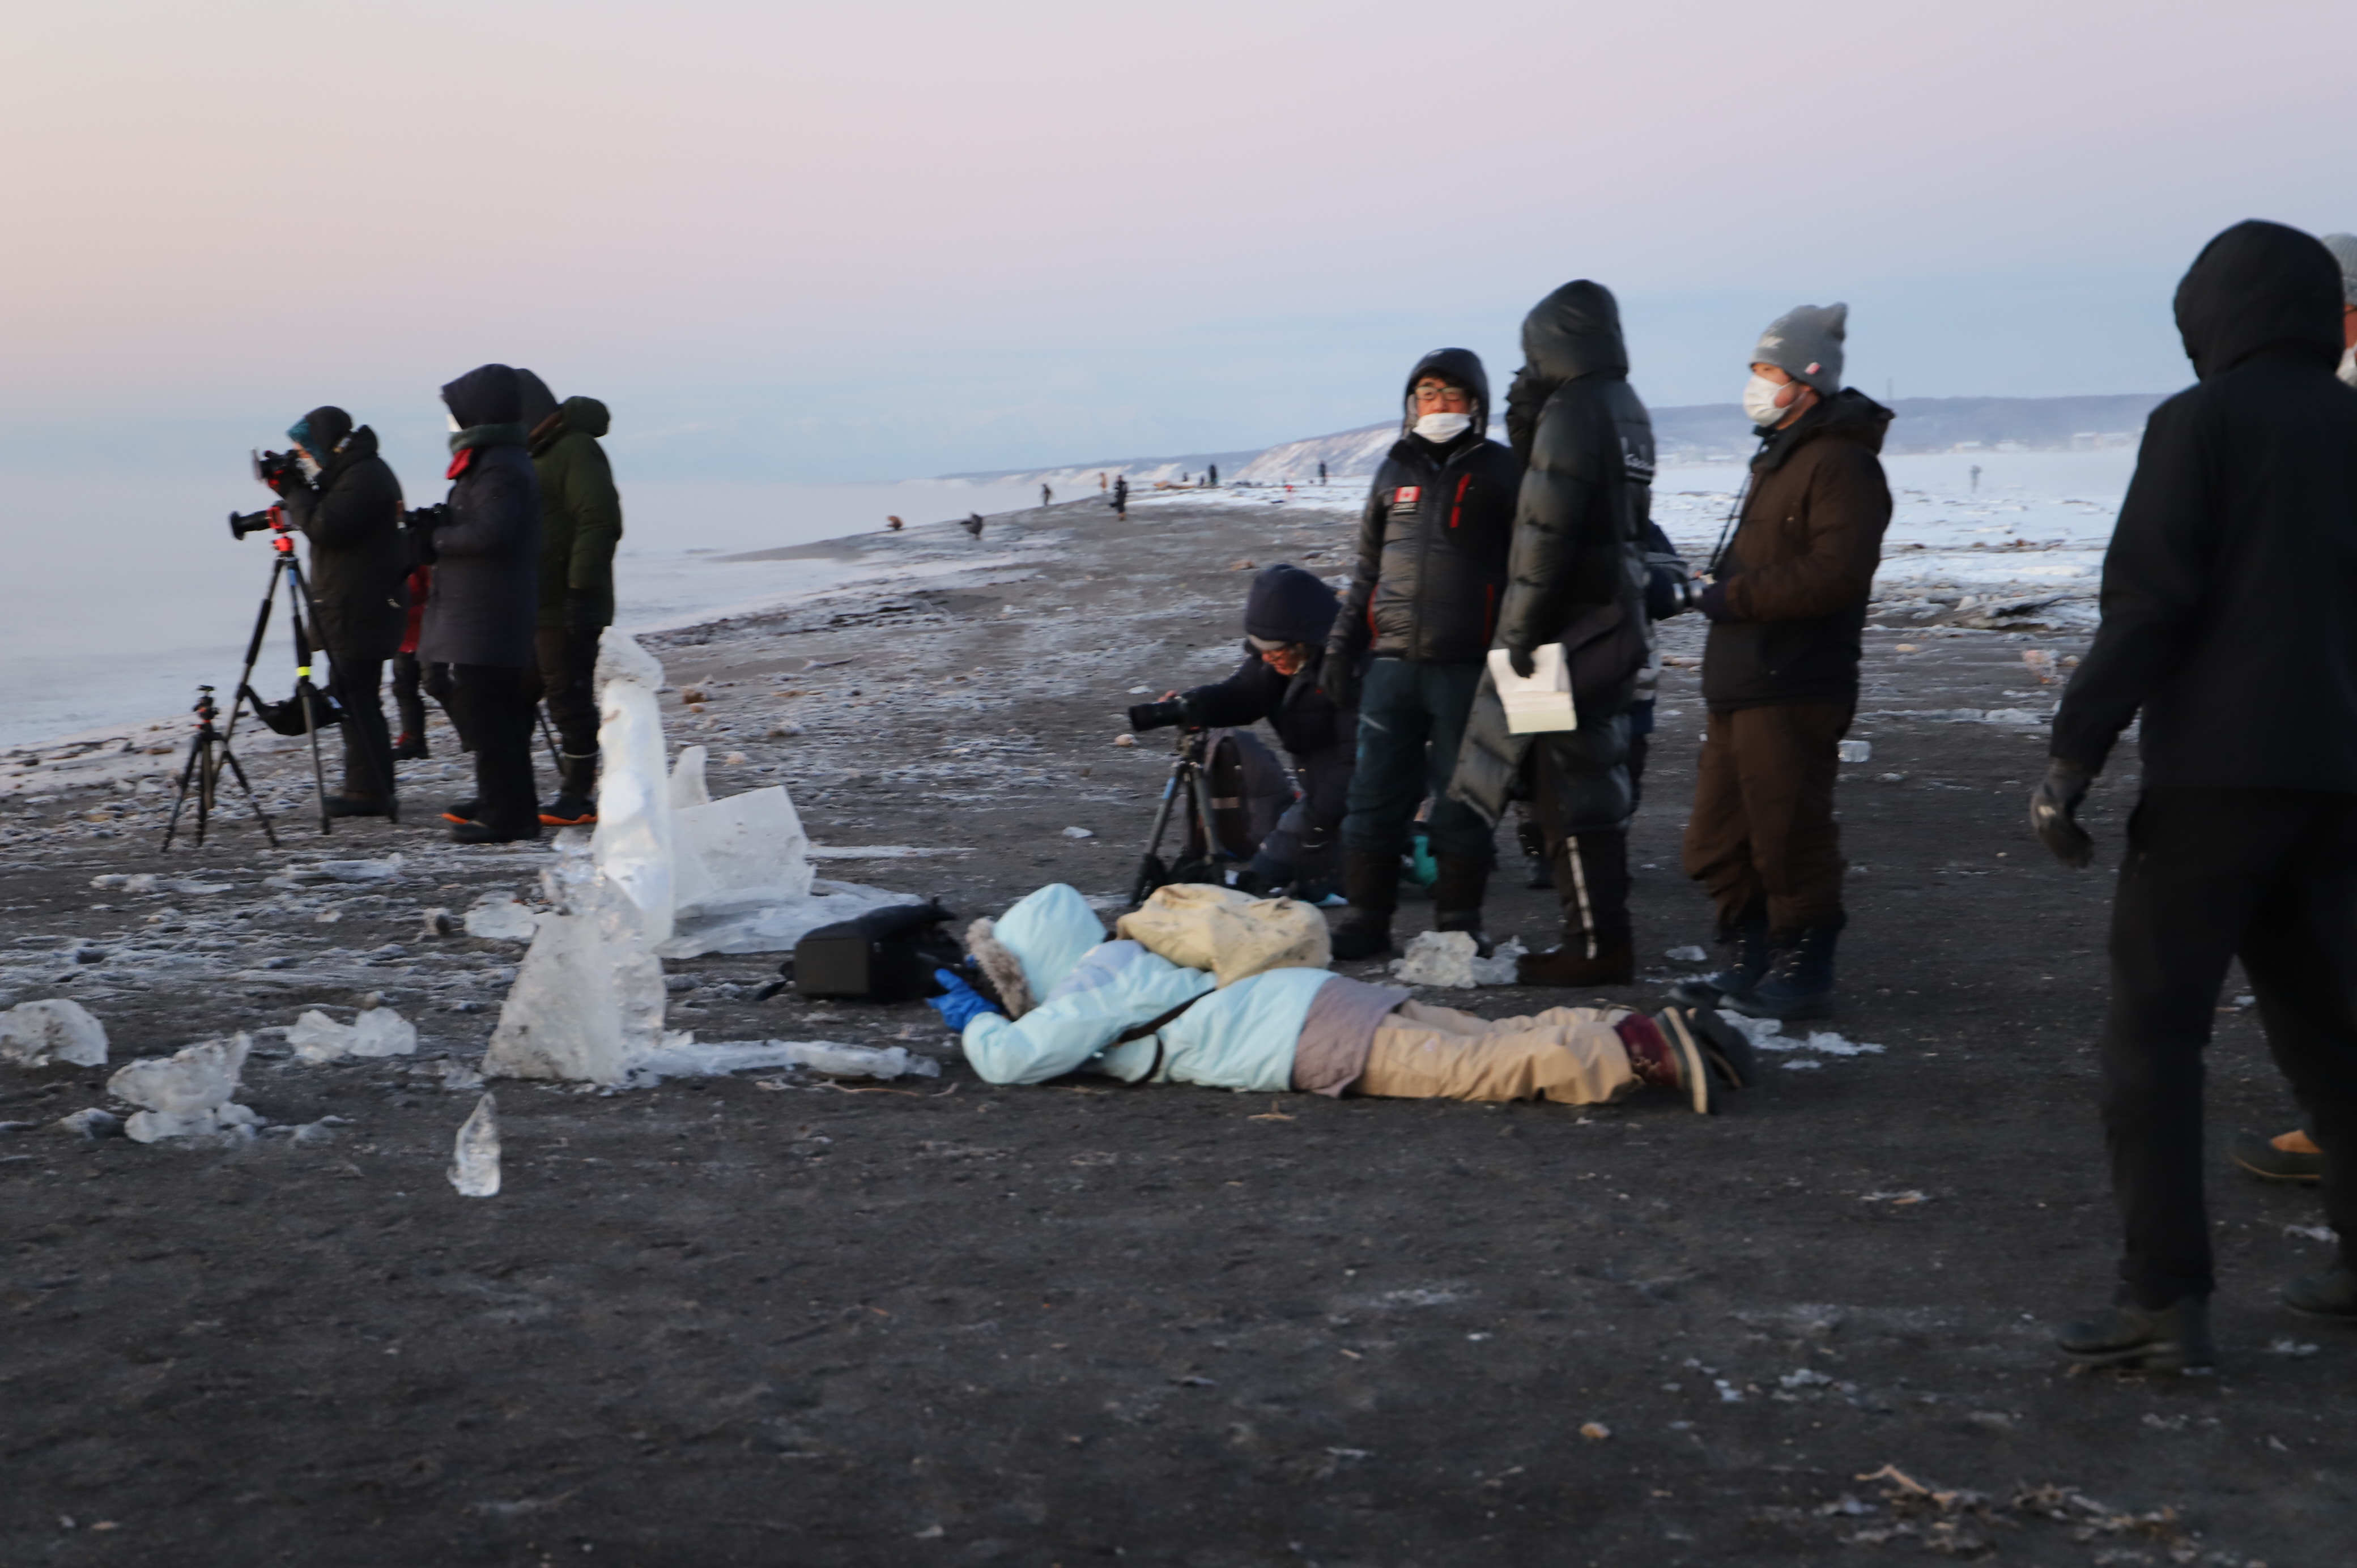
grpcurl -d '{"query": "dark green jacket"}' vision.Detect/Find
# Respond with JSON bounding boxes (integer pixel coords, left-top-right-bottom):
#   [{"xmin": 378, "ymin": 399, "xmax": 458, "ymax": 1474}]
[{"xmin": 530, "ymin": 397, "xmax": 623, "ymax": 628}]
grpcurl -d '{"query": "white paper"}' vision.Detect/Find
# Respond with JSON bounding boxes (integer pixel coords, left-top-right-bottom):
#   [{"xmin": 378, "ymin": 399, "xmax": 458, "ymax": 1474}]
[{"xmin": 1487, "ymin": 645, "xmax": 1579, "ymax": 734}]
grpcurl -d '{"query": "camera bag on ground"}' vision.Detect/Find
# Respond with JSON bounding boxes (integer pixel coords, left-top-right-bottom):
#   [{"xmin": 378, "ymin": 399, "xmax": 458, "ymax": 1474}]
[{"xmin": 789, "ymin": 901, "xmax": 963, "ymax": 1002}]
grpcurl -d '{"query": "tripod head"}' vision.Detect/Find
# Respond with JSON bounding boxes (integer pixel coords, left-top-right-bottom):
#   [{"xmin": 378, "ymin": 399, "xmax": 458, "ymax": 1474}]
[{"xmin": 189, "ymin": 684, "xmax": 219, "ymax": 726}]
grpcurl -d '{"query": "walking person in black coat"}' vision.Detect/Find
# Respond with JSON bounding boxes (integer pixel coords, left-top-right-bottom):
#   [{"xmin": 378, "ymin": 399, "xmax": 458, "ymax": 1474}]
[
  {"xmin": 2037, "ymin": 220, "xmax": 2357, "ymax": 1367},
  {"xmin": 1322, "ymin": 348, "xmax": 1521, "ymax": 958},
  {"xmin": 270, "ymin": 405, "xmax": 409, "ymax": 816},
  {"xmin": 420, "ymin": 364, "xmax": 544, "ymax": 843}
]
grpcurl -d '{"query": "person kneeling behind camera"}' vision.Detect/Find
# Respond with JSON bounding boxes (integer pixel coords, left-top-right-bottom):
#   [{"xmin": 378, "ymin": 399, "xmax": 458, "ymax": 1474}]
[{"xmin": 1129, "ymin": 563, "xmax": 1355, "ymax": 898}]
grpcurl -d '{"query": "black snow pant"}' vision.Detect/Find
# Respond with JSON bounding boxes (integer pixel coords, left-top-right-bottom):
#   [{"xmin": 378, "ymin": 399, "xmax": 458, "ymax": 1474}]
[
  {"xmin": 391, "ymin": 652, "xmax": 428, "ymax": 742},
  {"xmin": 446, "ymin": 664, "xmax": 541, "ymax": 838},
  {"xmin": 2102, "ymin": 787, "xmax": 2357, "ymax": 1306},
  {"xmin": 326, "ymin": 652, "xmax": 396, "ymax": 804},
  {"xmin": 1528, "ymin": 716, "xmax": 1633, "ymax": 958},
  {"xmin": 534, "ymin": 625, "xmax": 604, "ymax": 760}
]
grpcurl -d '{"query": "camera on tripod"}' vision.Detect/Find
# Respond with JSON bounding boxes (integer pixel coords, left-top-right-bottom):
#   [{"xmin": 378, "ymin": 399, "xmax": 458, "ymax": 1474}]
[
  {"xmin": 227, "ymin": 506, "xmax": 287, "ymax": 540},
  {"xmin": 1128, "ymin": 694, "xmax": 1203, "ymax": 733}
]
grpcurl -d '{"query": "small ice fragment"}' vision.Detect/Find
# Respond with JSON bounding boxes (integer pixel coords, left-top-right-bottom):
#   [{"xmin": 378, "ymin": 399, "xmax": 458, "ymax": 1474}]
[
  {"xmin": 463, "ymin": 895, "xmax": 540, "ymax": 942},
  {"xmin": 108, "ymin": 1034, "xmax": 254, "ymax": 1141},
  {"xmin": 426, "ymin": 1057, "xmax": 486, "ymax": 1091},
  {"xmin": 626, "ymin": 1037, "xmax": 941, "ymax": 1085},
  {"xmin": 1469, "ymin": 937, "xmax": 1526, "ymax": 985},
  {"xmin": 1665, "ymin": 945, "xmax": 1709, "ymax": 964},
  {"xmin": 290, "ymin": 1119, "xmax": 339, "ymax": 1145},
  {"xmin": 1061, "ymin": 826, "xmax": 1095, "ymax": 840},
  {"xmin": 1128, "ymin": 687, "xmax": 1152, "ymax": 695},
  {"xmin": 669, "ymin": 744, "xmax": 712, "ymax": 809},
  {"xmin": 1779, "ymin": 1367, "xmax": 1834, "ymax": 1389},
  {"xmin": 350, "ymin": 1007, "xmax": 418, "ymax": 1058},
  {"xmin": 0, "ymin": 999, "xmax": 110, "ymax": 1067},
  {"xmin": 2284, "ymin": 1223, "xmax": 2335, "ymax": 1243},
  {"xmin": 1389, "ymin": 931, "xmax": 1484, "ymax": 988},
  {"xmin": 56, "ymin": 1107, "xmax": 123, "ymax": 1139},
  {"xmin": 287, "ymin": 1009, "xmax": 355, "ymax": 1062},
  {"xmin": 449, "ymin": 1093, "xmax": 500, "ymax": 1197},
  {"xmin": 317, "ymin": 854, "xmax": 403, "ymax": 884},
  {"xmin": 1837, "ymin": 740, "xmax": 1872, "ymax": 763}
]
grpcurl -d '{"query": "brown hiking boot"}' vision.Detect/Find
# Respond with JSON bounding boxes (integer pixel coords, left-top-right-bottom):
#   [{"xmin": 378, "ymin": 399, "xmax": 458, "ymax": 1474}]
[{"xmin": 1517, "ymin": 941, "xmax": 1635, "ymax": 987}]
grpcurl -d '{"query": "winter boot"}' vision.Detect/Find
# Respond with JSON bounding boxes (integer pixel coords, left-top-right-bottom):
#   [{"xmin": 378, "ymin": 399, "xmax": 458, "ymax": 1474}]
[
  {"xmin": 323, "ymin": 794, "xmax": 390, "ymax": 819},
  {"xmin": 1729, "ymin": 925, "xmax": 1840, "ymax": 1021},
  {"xmin": 2231, "ymin": 1128, "xmax": 2324, "ymax": 1183},
  {"xmin": 2057, "ymin": 1290, "xmax": 2215, "ymax": 1371},
  {"xmin": 391, "ymin": 732, "xmax": 428, "ymax": 761},
  {"xmin": 1516, "ymin": 811, "xmax": 1551, "ymax": 889},
  {"xmin": 2282, "ymin": 1262, "xmax": 2357, "ymax": 1322},
  {"xmin": 451, "ymin": 817, "xmax": 541, "ymax": 846},
  {"xmin": 1431, "ymin": 854, "xmax": 1492, "ymax": 956},
  {"xmin": 440, "ymin": 798, "xmax": 482, "ymax": 826},
  {"xmin": 540, "ymin": 751, "xmax": 599, "ymax": 827},
  {"xmin": 1615, "ymin": 1012, "xmax": 1716, "ymax": 1114},
  {"xmin": 1660, "ymin": 1005, "xmax": 1760, "ymax": 1089},
  {"xmin": 1669, "ymin": 907, "xmax": 1770, "ymax": 1009},
  {"xmin": 1329, "ymin": 848, "xmax": 1399, "ymax": 962},
  {"xmin": 1518, "ymin": 832, "xmax": 1633, "ymax": 986}
]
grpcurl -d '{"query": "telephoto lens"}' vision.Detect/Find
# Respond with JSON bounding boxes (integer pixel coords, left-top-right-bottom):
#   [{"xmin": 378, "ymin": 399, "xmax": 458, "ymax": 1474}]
[
  {"xmin": 1127, "ymin": 697, "xmax": 1193, "ymax": 732},
  {"xmin": 227, "ymin": 509, "xmax": 277, "ymax": 540}
]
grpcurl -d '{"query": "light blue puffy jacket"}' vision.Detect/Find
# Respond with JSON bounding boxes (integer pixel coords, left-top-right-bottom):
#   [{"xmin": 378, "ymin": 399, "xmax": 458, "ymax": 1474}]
[{"xmin": 960, "ymin": 884, "xmax": 1332, "ymax": 1090}]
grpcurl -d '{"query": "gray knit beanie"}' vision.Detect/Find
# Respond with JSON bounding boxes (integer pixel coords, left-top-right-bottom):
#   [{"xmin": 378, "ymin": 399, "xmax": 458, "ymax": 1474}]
[
  {"xmin": 2324, "ymin": 233, "xmax": 2357, "ymax": 308},
  {"xmin": 1753, "ymin": 302, "xmax": 1847, "ymax": 395}
]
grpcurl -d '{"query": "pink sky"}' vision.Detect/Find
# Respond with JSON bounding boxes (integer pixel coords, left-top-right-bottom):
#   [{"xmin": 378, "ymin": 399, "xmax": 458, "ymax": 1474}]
[{"xmin": 1, "ymin": 0, "xmax": 2346, "ymax": 476}]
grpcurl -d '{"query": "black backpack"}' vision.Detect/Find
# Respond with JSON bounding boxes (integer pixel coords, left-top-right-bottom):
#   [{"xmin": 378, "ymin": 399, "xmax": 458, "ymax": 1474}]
[{"xmin": 781, "ymin": 901, "xmax": 964, "ymax": 1002}]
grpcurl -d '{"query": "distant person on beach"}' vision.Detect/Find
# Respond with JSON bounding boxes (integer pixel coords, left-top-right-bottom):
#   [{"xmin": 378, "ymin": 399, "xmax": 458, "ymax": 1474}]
[
  {"xmin": 886, "ymin": 515, "xmax": 904, "ymax": 531},
  {"xmin": 1673, "ymin": 303, "xmax": 1891, "ymax": 1021},
  {"xmin": 1041, "ymin": 483, "xmax": 1053, "ymax": 508},
  {"xmin": 1453, "ymin": 282, "xmax": 1666, "ymax": 986},
  {"xmin": 1318, "ymin": 460, "xmax": 1328, "ymax": 485},
  {"xmin": 1113, "ymin": 475, "xmax": 1129, "ymax": 519},
  {"xmin": 2035, "ymin": 221, "xmax": 2357, "ymax": 1366},
  {"xmin": 268, "ymin": 404, "xmax": 407, "ymax": 816},
  {"xmin": 1207, "ymin": 463, "xmax": 1219, "ymax": 487},
  {"xmin": 420, "ymin": 363, "xmax": 543, "ymax": 843},
  {"xmin": 1970, "ymin": 463, "xmax": 1982, "ymax": 492},
  {"xmin": 962, "ymin": 513, "xmax": 986, "ymax": 538},
  {"xmin": 1323, "ymin": 350, "xmax": 1519, "ymax": 960},
  {"xmin": 516, "ymin": 371, "xmax": 622, "ymax": 829}
]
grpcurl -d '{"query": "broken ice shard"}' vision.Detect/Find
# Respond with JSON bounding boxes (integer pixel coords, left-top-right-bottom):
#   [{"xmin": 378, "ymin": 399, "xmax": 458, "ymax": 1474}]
[
  {"xmin": 0, "ymin": 998, "xmax": 109, "ymax": 1067},
  {"xmin": 449, "ymin": 1092, "xmax": 500, "ymax": 1197},
  {"xmin": 108, "ymin": 1034, "xmax": 260, "ymax": 1141}
]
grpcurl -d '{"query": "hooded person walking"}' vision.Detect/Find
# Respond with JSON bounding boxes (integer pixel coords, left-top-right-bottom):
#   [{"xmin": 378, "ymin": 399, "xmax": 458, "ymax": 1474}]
[
  {"xmin": 1322, "ymin": 349, "xmax": 1521, "ymax": 959},
  {"xmin": 420, "ymin": 364, "xmax": 544, "ymax": 843},
  {"xmin": 267, "ymin": 404, "xmax": 408, "ymax": 816},
  {"xmin": 1673, "ymin": 304, "xmax": 1892, "ymax": 1021},
  {"xmin": 1452, "ymin": 281, "xmax": 1658, "ymax": 985},
  {"xmin": 516, "ymin": 372, "xmax": 623, "ymax": 826},
  {"xmin": 2035, "ymin": 220, "xmax": 2357, "ymax": 1367}
]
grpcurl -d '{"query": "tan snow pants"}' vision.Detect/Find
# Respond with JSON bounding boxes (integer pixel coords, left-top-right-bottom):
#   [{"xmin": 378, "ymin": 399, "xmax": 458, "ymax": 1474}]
[{"xmin": 1356, "ymin": 1002, "xmax": 1639, "ymax": 1105}]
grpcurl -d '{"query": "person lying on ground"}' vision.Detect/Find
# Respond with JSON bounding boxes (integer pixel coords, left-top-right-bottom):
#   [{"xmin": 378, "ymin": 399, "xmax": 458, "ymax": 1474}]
[
  {"xmin": 1128, "ymin": 563, "xmax": 1355, "ymax": 899},
  {"xmin": 927, "ymin": 884, "xmax": 1755, "ymax": 1111}
]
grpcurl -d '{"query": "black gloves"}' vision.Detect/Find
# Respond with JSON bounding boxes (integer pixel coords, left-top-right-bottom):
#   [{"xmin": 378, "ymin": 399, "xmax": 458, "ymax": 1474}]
[
  {"xmin": 2031, "ymin": 759, "xmax": 2095, "ymax": 867},
  {"xmin": 1698, "ymin": 581, "xmax": 1733, "ymax": 624},
  {"xmin": 565, "ymin": 589, "xmax": 601, "ymax": 636},
  {"xmin": 1320, "ymin": 650, "xmax": 1358, "ymax": 712},
  {"xmin": 1506, "ymin": 645, "xmax": 1537, "ymax": 679}
]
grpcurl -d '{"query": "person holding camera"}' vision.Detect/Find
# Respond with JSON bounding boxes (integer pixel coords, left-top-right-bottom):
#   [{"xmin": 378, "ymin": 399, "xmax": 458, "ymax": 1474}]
[
  {"xmin": 2035, "ymin": 221, "xmax": 2357, "ymax": 1365},
  {"xmin": 1322, "ymin": 350, "xmax": 1520, "ymax": 960},
  {"xmin": 1129, "ymin": 563, "xmax": 1355, "ymax": 897},
  {"xmin": 418, "ymin": 364, "xmax": 544, "ymax": 843},
  {"xmin": 1452, "ymin": 281, "xmax": 1661, "ymax": 986},
  {"xmin": 265, "ymin": 405, "xmax": 407, "ymax": 817},
  {"xmin": 516, "ymin": 371, "xmax": 623, "ymax": 827}
]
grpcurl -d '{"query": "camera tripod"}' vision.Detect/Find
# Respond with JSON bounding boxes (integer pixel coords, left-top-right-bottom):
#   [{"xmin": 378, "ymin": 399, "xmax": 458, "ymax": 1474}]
[
  {"xmin": 1129, "ymin": 727, "xmax": 1247, "ymax": 906},
  {"xmin": 159, "ymin": 685, "xmax": 277, "ymax": 850}
]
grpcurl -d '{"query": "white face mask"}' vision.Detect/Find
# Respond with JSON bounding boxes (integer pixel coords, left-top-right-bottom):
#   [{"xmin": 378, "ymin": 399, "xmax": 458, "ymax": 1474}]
[
  {"xmin": 2339, "ymin": 344, "xmax": 2357, "ymax": 388},
  {"xmin": 1742, "ymin": 373, "xmax": 1793, "ymax": 429},
  {"xmin": 446, "ymin": 411, "xmax": 462, "ymax": 432},
  {"xmin": 1413, "ymin": 411, "xmax": 1473, "ymax": 442},
  {"xmin": 296, "ymin": 453, "xmax": 322, "ymax": 480}
]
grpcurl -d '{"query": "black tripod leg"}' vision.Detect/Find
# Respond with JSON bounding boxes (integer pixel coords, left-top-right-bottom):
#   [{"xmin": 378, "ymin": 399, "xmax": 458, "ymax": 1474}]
[
  {"xmin": 160, "ymin": 728, "xmax": 205, "ymax": 853},
  {"xmin": 284, "ymin": 571, "xmax": 332, "ymax": 834},
  {"xmin": 537, "ymin": 706, "xmax": 563, "ymax": 778},
  {"xmin": 218, "ymin": 745, "xmax": 279, "ymax": 849},
  {"xmin": 1131, "ymin": 762, "xmax": 1184, "ymax": 905}
]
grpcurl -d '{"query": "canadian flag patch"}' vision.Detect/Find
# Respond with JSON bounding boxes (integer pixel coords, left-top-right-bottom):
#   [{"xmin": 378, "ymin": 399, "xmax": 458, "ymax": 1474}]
[{"xmin": 1395, "ymin": 485, "xmax": 1421, "ymax": 504}]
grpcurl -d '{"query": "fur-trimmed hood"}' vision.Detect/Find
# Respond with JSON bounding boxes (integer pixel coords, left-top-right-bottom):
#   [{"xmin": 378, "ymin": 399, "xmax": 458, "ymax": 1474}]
[{"xmin": 961, "ymin": 884, "xmax": 1106, "ymax": 1019}]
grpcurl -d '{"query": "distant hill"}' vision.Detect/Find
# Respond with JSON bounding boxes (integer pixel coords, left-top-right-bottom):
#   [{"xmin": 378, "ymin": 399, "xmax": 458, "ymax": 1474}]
[{"xmin": 943, "ymin": 392, "xmax": 2170, "ymax": 487}]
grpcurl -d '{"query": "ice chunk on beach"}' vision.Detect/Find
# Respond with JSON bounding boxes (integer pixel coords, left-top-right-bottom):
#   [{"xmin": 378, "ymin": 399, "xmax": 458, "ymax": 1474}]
[
  {"xmin": 1389, "ymin": 931, "xmax": 1525, "ymax": 988},
  {"xmin": 673, "ymin": 786, "xmax": 815, "ymax": 917},
  {"xmin": 669, "ymin": 744, "xmax": 712, "ymax": 810},
  {"xmin": 108, "ymin": 1034, "xmax": 258, "ymax": 1141},
  {"xmin": 462, "ymin": 893, "xmax": 541, "ymax": 941},
  {"xmin": 0, "ymin": 998, "xmax": 109, "ymax": 1067},
  {"xmin": 287, "ymin": 1006, "xmax": 418, "ymax": 1063},
  {"xmin": 482, "ymin": 877, "xmax": 663, "ymax": 1085},
  {"xmin": 592, "ymin": 631, "xmax": 677, "ymax": 945},
  {"xmin": 656, "ymin": 879, "xmax": 909, "ymax": 959},
  {"xmin": 627, "ymin": 1035, "xmax": 942, "ymax": 1085},
  {"xmin": 448, "ymin": 1093, "xmax": 500, "ymax": 1197},
  {"xmin": 317, "ymin": 854, "xmax": 403, "ymax": 884}
]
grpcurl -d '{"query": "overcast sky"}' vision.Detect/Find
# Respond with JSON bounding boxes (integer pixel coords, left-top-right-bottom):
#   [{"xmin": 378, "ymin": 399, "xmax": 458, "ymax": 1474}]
[{"xmin": 1, "ymin": 0, "xmax": 2346, "ymax": 482}]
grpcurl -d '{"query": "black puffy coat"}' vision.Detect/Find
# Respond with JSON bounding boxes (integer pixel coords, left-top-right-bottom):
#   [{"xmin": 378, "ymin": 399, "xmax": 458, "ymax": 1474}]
[
  {"xmin": 419, "ymin": 365, "xmax": 542, "ymax": 670},
  {"xmin": 282, "ymin": 423, "xmax": 408, "ymax": 660},
  {"xmin": 1182, "ymin": 564, "xmax": 1354, "ymax": 760},
  {"xmin": 2053, "ymin": 220, "xmax": 2357, "ymax": 789},
  {"xmin": 1449, "ymin": 282, "xmax": 1653, "ymax": 829},
  {"xmin": 1329, "ymin": 348, "xmax": 1521, "ymax": 668}
]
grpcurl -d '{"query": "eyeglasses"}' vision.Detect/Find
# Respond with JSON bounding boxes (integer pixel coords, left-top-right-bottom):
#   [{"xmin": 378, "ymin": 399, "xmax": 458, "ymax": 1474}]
[{"xmin": 1413, "ymin": 380, "xmax": 1467, "ymax": 398}]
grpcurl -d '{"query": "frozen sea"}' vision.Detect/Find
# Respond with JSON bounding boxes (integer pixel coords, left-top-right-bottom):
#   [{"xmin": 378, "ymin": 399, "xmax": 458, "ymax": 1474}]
[{"xmin": 0, "ymin": 448, "xmax": 2137, "ymax": 751}]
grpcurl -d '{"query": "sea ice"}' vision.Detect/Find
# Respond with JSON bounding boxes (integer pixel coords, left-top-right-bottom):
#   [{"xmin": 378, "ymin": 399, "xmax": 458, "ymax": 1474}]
[
  {"xmin": 316, "ymin": 854, "xmax": 404, "ymax": 884},
  {"xmin": 627, "ymin": 1034, "xmax": 942, "ymax": 1085},
  {"xmin": 462, "ymin": 893, "xmax": 541, "ymax": 941},
  {"xmin": 286, "ymin": 1006, "xmax": 419, "ymax": 1063},
  {"xmin": 592, "ymin": 632, "xmax": 678, "ymax": 944},
  {"xmin": 672, "ymin": 785, "xmax": 815, "ymax": 918},
  {"xmin": 1389, "ymin": 931, "xmax": 1525, "ymax": 988},
  {"xmin": 0, "ymin": 998, "xmax": 109, "ymax": 1067},
  {"xmin": 482, "ymin": 874, "xmax": 663, "ymax": 1086},
  {"xmin": 108, "ymin": 1034, "xmax": 261, "ymax": 1141},
  {"xmin": 448, "ymin": 1093, "xmax": 500, "ymax": 1197},
  {"xmin": 669, "ymin": 744, "xmax": 712, "ymax": 809},
  {"xmin": 656, "ymin": 880, "xmax": 908, "ymax": 960}
]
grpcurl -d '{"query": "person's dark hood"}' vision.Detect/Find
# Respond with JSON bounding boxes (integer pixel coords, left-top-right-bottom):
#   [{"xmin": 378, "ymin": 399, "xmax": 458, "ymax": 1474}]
[
  {"xmin": 1753, "ymin": 387, "xmax": 1893, "ymax": 473},
  {"xmin": 516, "ymin": 369, "xmax": 559, "ymax": 433},
  {"xmin": 561, "ymin": 396, "xmax": 610, "ymax": 438},
  {"xmin": 288, "ymin": 404, "xmax": 353, "ymax": 455},
  {"xmin": 441, "ymin": 364, "xmax": 522, "ymax": 429},
  {"xmin": 1399, "ymin": 347, "xmax": 1491, "ymax": 438},
  {"xmin": 324, "ymin": 424, "xmax": 378, "ymax": 470},
  {"xmin": 1520, "ymin": 280, "xmax": 1628, "ymax": 385},
  {"xmin": 2173, "ymin": 220, "xmax": 2344, "ymax": 380},
  {"xmin": 1242, "ymin": 563, "xmax": 1339, "ymax": 647}
]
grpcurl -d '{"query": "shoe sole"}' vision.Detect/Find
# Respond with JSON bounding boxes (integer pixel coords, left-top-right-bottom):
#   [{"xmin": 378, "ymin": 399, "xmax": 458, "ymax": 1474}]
[
  {"xmin": 441, "ymin": 812, "xmax": 474, "ymax": 826},
  {"xmin": 1724, "ymin": 992, "xmax": 1836, "ymax": 1022},
  {"xmin": 1677, "ymin": 1007, "xmax": 1760, "ymax": 1089},
  {"xmin": 538, "ymin": 813, "xmax": 598, "ymax": 826},
  {"xmin": 2061, "ymin": 1342, "xmax": 2214, "ymax": 1372},
  {"xmin": 1656, "ymin": 1010, "xmax": 1717, "ymax": 1114},
  {"xmin": 2232, "ymin": 1154, "xmax": 2323, "ymax": 1183},
  {"xmin": 2281, "ymin": 1298, "xmax": 2357, "ymax": 1322}
]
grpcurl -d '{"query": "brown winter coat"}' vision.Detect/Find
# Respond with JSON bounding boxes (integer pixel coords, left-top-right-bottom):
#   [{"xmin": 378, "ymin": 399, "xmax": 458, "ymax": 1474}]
[{"xmin": 1701, "ymin": 390, "xmax": 1893, "ymax": 709}]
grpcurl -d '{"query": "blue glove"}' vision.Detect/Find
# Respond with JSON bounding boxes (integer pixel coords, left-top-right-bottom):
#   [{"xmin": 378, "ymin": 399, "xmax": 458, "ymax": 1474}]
[{"xmin": 927, "ymin": 969, "xmax": 1002, "ymax": 1032}]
